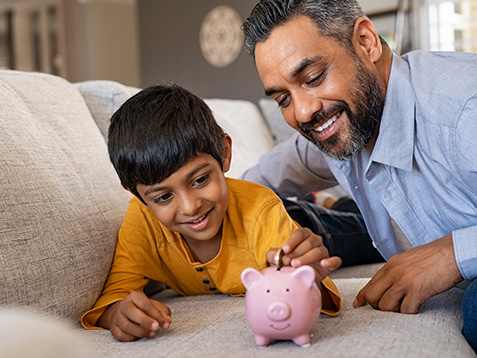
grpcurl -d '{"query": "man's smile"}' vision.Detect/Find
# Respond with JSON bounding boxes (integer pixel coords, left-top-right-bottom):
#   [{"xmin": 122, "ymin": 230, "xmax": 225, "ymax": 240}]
[{"xmin": 314, "ymin": 110, "xmax": 343, "ymax": 133}]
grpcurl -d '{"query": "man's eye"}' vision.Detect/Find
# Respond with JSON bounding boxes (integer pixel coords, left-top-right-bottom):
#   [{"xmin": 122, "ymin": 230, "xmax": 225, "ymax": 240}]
[
  {"xmin": 276, "ymin": 95, "xmax": 290, "ymax": 108},
  {"xmin": 307, "ymin": 68, "xmax": 327, "ymax": 86}
]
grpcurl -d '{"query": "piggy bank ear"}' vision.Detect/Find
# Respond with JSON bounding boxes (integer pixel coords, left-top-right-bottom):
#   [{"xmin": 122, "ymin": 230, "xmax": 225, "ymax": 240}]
[
  {"xmin": 241, "ymin": 268, "xmax": 263, "ymax": 290},
  {"xmin": 292, "ymin": 265, "xmax": 316, "ymax": 288}
]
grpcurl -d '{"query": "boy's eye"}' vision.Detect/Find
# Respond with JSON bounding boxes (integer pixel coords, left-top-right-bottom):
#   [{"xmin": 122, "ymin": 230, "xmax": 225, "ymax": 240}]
[
  {"xmin": 153, "ymin": 192, "xmax": 173, "ymax": 204},
  {"xmin": 193, "ymin": 173, "xmax": 210, "ymax": 186}
]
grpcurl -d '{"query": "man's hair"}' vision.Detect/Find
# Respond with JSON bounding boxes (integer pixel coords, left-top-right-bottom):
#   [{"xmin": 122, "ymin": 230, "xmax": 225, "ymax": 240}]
[
  {"xmin": 242, "ymin": 0, "xmax": 367, "ymax": 61},
  {"xmin": 108, "ymin": 83, "xmax": 225, "ymax": 200}
]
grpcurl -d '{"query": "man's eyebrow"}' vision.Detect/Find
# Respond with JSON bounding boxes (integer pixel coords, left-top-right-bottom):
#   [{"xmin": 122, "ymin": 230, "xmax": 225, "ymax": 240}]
[
  {"xmin": 264, "ymin": 56, "xmax": 323, "ymax": 97},
  {"xmin": 292, "ymin": 56, "xmax": 323, "ymax": 78}
]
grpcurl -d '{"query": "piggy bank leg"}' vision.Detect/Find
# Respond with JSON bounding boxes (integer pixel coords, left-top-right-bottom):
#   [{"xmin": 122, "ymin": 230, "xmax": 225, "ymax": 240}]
[
  {"xmin": 254, "ymin": 335, "xmax": 271, "ymax": 347},
  {"xmin": 293, "ymin": 334, "xmax": 311, "ymax": 348}
]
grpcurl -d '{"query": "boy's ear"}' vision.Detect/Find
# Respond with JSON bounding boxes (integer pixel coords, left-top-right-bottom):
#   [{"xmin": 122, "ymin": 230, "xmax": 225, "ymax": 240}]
[
  {"xmin": 352, "ymin": 17, "xmax": 382, "ymax": 64},
  {"xmin": 222, "ymin": 134, "xmax": 232, "ymax": 173}
]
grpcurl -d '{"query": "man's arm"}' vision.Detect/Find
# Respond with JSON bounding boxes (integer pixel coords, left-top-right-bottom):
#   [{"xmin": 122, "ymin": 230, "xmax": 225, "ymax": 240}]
[
  {"xmin": 241, "ymin": 133, "xmax": 338, "ymax": 198},
  {"xmin": 353, "ymin": 233, "xmax": 463, "ymax": 313}
]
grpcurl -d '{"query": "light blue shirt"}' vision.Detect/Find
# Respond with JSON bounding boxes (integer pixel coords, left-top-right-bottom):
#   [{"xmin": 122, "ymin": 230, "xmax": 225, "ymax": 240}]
[{"xmin": 242, "ymin": 51, "xmax": 477, "ymax": 281}]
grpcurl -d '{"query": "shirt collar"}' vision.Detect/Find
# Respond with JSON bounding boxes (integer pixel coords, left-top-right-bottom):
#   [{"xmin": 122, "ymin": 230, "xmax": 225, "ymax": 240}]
[{"xmin": 369, "ymin": 54, "xmax": 416, "ymax": 172}]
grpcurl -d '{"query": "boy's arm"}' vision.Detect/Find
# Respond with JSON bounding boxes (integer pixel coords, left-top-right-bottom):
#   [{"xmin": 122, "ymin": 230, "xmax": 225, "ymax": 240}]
[
  {"xmin": 82, "ymin": 197, "xmax": 166, "ymax": 329},
  {"xmin": 81, "ymin": 271, "xmax": 150, "ymax": 329},
  {"xmin": 266, "ymin": 228, "xmax": 343, "ymax": 315},
  {"xmin": 251, "ymin": 194, "xmax": 342, "ymax": 315}
]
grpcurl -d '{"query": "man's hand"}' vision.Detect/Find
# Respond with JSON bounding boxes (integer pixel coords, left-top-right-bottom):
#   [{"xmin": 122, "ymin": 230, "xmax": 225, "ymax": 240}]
[
  {"xmin": 98, "ymin": 291, "xmax": 172, "ymax": 342},
  {"xmin": 353, "ymin": 234, "xmax": 463, "ymax": 313},
  {"xmin": 267, "ymin": 227, "xmax": 342, "ymax": 282}
]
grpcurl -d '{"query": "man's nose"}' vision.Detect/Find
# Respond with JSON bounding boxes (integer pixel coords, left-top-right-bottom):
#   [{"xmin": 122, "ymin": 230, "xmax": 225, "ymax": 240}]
[{"xmin": 294, "ymin": 91, "xmax": 323, "ymax": 124}]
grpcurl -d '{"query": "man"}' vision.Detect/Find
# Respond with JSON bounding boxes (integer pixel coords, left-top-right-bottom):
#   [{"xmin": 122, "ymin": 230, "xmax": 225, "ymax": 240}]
[{"xmin": 241, "ymin": 0, "xmax": 477, "ymax": 350}]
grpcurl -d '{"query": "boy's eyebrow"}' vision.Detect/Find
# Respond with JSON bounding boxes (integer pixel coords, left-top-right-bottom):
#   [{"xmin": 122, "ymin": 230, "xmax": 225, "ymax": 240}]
[
  {"xmin": 144, "ymin": 162, "xmax": 212, "ymax": 196},
  {"xmin": 264, "ymin": 56, "xmax": 323, "ymax": 97}
]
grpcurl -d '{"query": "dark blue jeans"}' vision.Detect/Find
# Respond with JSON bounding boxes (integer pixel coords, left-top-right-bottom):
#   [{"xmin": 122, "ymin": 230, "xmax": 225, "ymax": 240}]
[
  {"xmin": 462, "ymin": 279, "xmax": 477, "ymax": 352},
  {"xmin": 282, "ymin": 198, "xmax": 384, "ymax": 267}
]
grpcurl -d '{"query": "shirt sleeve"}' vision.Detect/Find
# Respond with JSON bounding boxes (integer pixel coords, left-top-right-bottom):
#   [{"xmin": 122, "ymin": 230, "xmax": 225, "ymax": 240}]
[
  {"xmin": 241, "ymin": 133, "xmax": 338, "ymax": 199},
  {"xmin": 320, "ymin": 276, "xmax": 342, "ymax": 316},
  {"xmin": 452, "ymin": 94, "xmax": 477, "ymax": 281},
  {"xmin": 81, "ymin": 199, "xmax": 156, "ymax": 329}
]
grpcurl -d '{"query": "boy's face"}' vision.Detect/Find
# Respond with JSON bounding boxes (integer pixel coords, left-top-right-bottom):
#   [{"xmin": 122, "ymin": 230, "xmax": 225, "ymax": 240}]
[{"xmin": 135, "ymin": 152, "xmax": 229, "ymax": 246}]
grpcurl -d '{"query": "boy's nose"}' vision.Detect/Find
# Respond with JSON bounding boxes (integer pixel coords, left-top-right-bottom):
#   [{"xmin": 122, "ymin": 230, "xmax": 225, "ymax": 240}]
[{"xmin": 178, "ymin": 193, "xmax": 201, "ymax": 216}]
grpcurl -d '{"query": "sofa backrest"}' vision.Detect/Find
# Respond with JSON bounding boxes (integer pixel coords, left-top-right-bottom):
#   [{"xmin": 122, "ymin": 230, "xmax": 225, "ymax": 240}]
[
  {"xmin": 74, "ymin": 80, "xmax": 276, "ymax": 179},
  {"xmin": 0, "ymin": 70, "xmax": 131, "ymax": 321}
]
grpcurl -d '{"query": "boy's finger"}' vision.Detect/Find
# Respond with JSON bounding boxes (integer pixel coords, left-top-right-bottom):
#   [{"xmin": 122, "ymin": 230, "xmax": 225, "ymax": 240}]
[
  {"xmin": 282, "ymin": 228, "xmax": 312, "ymax": 254},
  {"xmin": 266, "ymin": 247, "xmax": 281, "ymax": 266},
  {"xmin": 150, "ymin": 300, "xmax": 172, "ymax": 329},
  {"xmin": 110, "ymin": 324, "xmax": 141, "ymax": 342},
  {"xmin": 128, "ymin": 292, "xmax": 170, "ymax": 331},
  {"xmin": 321, "ymin": 256, "xmax": 342, "ymax": 271},
  {"xmin": 113, "ymin": 311, "xmax": 155, "ymax": 340}
]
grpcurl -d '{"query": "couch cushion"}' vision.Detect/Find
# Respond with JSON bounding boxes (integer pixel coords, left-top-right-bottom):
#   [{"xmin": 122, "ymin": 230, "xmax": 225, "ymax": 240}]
[
  {"xmin": 74, "ymin": 80, "xmax": 140, "ymax": 142},
  {"xmin": 258, "ymin": 98, "xmax": 296, "ymax": 144},
  {"xmin": 0, "ymin": 71, "xmax": 131, "ymax": 321},
  {"xmin": 205, "ymin": 99, "xmax": 276, "ymax": 178},
  {"xmin": 78, "ymin": 279, "xmax": 473, "ymax": 357}
]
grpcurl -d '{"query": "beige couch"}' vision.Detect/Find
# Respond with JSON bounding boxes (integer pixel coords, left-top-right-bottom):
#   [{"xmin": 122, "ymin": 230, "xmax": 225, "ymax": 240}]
[{"xmin": 0, "ymin": 70, "xmax": 474, "ymax": 357}]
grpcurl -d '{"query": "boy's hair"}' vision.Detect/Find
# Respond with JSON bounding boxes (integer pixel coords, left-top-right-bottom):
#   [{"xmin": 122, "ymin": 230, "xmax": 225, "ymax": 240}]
[
  {"xmin": 108, "ymin": 83, "xmax": 226, "ymax": 201},
  {"xmin": 242, "ymin": 0, "xmax": 367, "ymax": 62}
]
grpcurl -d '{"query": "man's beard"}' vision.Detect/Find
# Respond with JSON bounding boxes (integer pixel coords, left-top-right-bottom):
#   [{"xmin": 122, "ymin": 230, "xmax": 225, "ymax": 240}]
[{"xmin": 299, "ymin": 59, "xmax": 385, "ymax": 161}]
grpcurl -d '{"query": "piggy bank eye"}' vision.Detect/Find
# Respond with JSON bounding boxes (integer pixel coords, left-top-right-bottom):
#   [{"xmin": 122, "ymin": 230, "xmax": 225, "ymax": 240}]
[
  {"xmin": 286, "ymin": 288, "xmax": 290, "ymax": 292},
  {"xmin": 266, "ymin": 289, "xmax": 270, "ymax": 293}
]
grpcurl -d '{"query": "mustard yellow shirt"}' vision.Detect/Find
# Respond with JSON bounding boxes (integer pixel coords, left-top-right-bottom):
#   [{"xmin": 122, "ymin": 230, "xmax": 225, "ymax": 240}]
[{"xmin": 82, "ymin": 178, "xmax": 341, "ymax": 328}]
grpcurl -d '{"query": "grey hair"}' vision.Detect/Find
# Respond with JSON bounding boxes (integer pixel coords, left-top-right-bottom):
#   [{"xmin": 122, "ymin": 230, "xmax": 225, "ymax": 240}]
[{"xmin": 242, "ymin": 0, "xmax": 367, "ymax": 62}]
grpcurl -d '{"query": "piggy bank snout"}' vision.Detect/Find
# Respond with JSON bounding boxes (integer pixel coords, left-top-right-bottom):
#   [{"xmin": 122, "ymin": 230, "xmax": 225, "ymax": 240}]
[{"xmin": 266, "ymin": 301, "xmax": 291, "ymax": 321}]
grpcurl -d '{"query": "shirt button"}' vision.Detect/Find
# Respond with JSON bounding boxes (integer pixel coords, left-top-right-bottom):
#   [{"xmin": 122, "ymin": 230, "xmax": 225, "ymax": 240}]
[
  {"xmin": 209, "ymin": 287, "xmax": 216, "ymax": 291},
  {"xmin": 196, "ymin": 267, "xmax": 204, "ymax": 272},
  {"xmin": 203, "ymin": 279, "xmax": 210, "ymax": 284}
]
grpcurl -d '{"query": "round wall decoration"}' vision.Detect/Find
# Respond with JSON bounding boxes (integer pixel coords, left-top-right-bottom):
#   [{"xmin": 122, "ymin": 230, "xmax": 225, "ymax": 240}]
[{"xmin": 199, "ymin": 5, "xmax": 244, "ymax": 68}]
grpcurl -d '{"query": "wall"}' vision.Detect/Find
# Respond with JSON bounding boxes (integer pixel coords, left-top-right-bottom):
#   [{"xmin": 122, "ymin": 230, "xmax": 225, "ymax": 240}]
[
  {"xmin": 136, "ymin": 0, "xmax": 416, "ymax": 103},
  {"xmin": 64, "ymin": 0, "xmax": 140, "ymax": 86},
  {"xmin": 137, "ymin": 0, "xmax": 264, "ymax": 102}
]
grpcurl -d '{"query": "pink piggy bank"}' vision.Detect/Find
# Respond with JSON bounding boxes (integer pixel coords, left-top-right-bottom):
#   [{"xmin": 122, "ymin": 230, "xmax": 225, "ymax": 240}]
[{"xmin": 241, "ymin": 265, "xmax": 322, "ymax": 347}]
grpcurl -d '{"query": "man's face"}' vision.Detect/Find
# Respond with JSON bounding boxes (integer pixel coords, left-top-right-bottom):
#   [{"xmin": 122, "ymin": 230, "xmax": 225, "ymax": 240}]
[{"xmin": 255, "ymin": 15, "xmax": 385, "ymax": 160}]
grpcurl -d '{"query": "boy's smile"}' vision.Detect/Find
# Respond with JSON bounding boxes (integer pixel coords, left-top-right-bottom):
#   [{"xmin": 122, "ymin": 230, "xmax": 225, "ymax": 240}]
[{"xmin": 135, "ymin": 152, "xmax": 229, "ymax": 260}]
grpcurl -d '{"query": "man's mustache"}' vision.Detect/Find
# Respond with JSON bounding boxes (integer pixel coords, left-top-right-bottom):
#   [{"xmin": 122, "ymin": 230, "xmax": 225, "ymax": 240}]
[{"xmin": 299, "ymin": 102, "xmax": 349, "ymax": 133}]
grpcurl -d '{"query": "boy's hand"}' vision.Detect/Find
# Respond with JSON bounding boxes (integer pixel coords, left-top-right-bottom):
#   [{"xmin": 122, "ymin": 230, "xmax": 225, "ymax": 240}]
[
  {"xmin": 267, "ymin": 227, "xmax": 342, "ymax": 282},
  {"xmin": 98, "ymin": 291, "xmax": 172, "ymax": 342}
]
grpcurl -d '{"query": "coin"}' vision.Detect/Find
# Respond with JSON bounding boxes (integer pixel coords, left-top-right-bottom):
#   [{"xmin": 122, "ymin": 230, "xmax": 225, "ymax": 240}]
[{"xmin": 275, "ymin": 248, "xmax": 284, "ymax": 270}]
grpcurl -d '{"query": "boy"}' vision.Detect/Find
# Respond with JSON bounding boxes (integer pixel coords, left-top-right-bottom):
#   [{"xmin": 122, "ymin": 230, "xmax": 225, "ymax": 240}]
[{"xmin": 81, "ymin": 84, "xmax": 342, "ymax": 342}]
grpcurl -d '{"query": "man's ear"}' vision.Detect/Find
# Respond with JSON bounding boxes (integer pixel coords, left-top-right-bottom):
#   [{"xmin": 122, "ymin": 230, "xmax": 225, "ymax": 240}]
[
  {"xmin": 221, "ymin": 134, "xmax": 233, "ymax": 173},
  {"xmin": 352, "ymin": 17, "xmax": 382, "ymax": 64}
]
